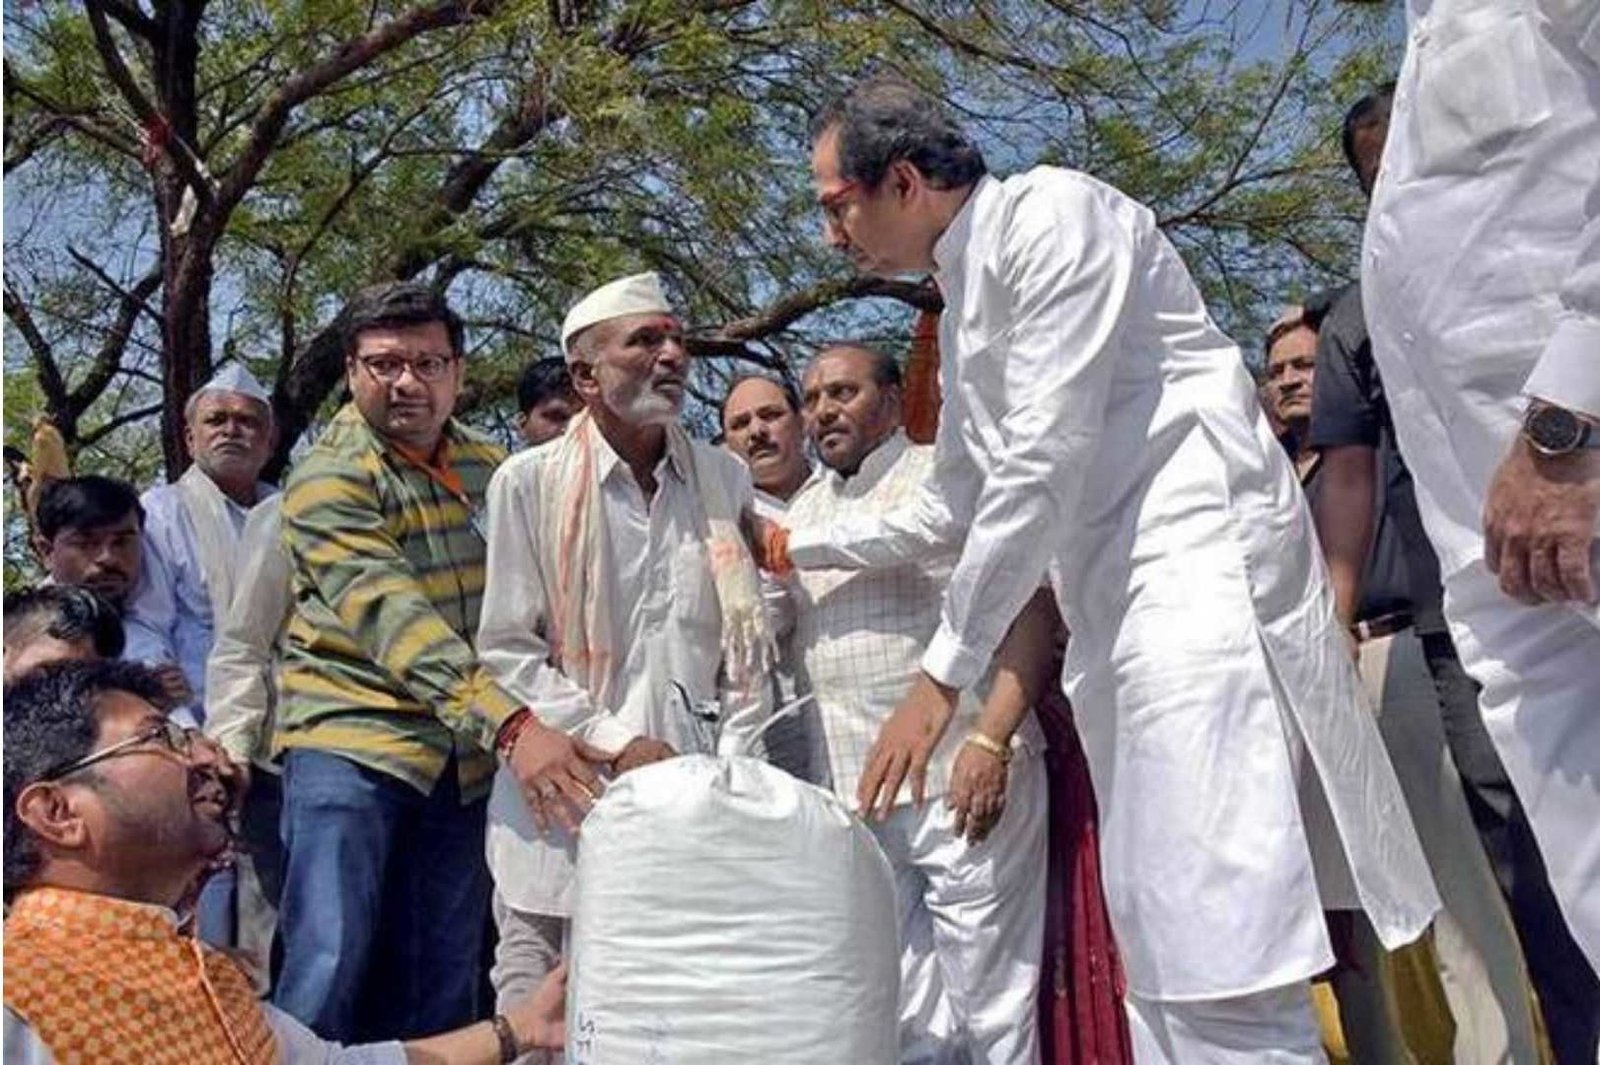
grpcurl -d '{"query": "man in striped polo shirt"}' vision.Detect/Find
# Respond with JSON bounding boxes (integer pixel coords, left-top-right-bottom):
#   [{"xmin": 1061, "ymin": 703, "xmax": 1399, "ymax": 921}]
[{"xmin": 271, "ymin": 282, "xmax": 604, "ymax": 1043}]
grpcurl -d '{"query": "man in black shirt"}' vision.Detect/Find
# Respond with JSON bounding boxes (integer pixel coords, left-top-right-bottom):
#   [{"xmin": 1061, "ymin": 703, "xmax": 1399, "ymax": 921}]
[{"xmin": 1308, "ymin": 86, "xmax": 1598, "ymax": 1064}]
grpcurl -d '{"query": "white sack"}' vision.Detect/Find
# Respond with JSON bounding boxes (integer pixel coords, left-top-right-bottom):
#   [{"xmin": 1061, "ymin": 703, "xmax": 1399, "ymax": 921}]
[{"xmin": 567, "ymin": 754, "xmax": 899, "ymax": 1064}]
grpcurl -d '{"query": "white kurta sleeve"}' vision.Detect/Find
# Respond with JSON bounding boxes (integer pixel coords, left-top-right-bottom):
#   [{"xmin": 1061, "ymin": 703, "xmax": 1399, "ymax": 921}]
[
  {"xmin": 261, "ymin": 1003, "xmax": 406, "ymax": 1063},
  {"xmin": 785, "ymin": 408, "xmax": 969, "ymax": 569},
  {"xmin": 122, "ymin": 495, "xmax": 182, "ymax": 667},
  {"xmin": 1523, "ymin": 9, "xmax": 1600, "ymax": 419},
  {"xmin": 920, "ymin": 183, "xmax": 1136, "ymax": 689},
  {"xmin": 476, "ymin": 459, "xmax": 638, "ymax": 755},
  {"xmin": 203, "ymin": 497, "xmax": 290, "ymax": 764}
]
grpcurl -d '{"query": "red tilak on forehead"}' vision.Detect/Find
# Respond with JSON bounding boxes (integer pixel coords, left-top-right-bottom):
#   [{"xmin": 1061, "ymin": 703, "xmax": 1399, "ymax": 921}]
[{"xmin": 632, "ymin": 314, "xmax": 682, "ymax": 333}]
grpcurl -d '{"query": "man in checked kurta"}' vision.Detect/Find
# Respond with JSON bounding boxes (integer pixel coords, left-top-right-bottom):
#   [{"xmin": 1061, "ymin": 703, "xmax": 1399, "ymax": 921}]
[
  {"xmin": 766, "ymin": 76, "xmax": 1441, "ymax": 1061},
  {"xmin": 476, "ymin": 272, "xmax": 773, "ymax": 1062}
]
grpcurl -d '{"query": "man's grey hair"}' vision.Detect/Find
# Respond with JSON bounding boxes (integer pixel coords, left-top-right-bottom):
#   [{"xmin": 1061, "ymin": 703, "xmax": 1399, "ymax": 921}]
[{"xmin": 810, "ymin": 76, "xmax": 987, "ymax": 191}]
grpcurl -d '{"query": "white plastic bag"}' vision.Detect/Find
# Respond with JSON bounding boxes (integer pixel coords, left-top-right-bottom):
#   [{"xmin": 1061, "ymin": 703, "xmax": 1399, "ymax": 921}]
[{"xmin": 567, "ymin": 754, "xmax": 899, "ymax": 1064}]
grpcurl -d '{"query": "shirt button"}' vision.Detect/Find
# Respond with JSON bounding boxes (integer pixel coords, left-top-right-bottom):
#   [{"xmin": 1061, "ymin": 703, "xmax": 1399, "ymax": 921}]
[{"xmin": 1402, "ymin": 331, "xmax": 1415, "ymax": 345}]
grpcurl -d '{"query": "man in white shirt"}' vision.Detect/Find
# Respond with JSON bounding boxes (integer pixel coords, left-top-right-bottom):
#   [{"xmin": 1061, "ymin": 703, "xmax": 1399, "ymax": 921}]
[
  {"xmin": 767, "ymin": 76, "xmax": 1439, "ymax": 1061},
  {"xmin": 124, "ymin": 363, "xmax": 278, "ymax": 720},
  {"xmin": 1360, "ymin": 1, "xmax": 1600, "ymax": 978},
  {"xmin": 122, "ymin": 363, "xmax": 278, "ymax": 950},
  {"xmin": 477, "ymin": 272, "xmax": 773, "ymax": 1057},
  {"xmin": 720, "ymin": 374, "xmax": 812, "ymax": 517},
  {"xmin": 788, "ymin": 343, "xmax": 1048, "ymax": 1064},
  {"xmin": 201, "ymin": 493, "xmax": 292, "ymax": 982}
]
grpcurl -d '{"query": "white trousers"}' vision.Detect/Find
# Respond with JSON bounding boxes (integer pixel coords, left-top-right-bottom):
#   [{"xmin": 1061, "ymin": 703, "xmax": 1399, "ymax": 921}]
[
  {"xmin": 1358, "ymin": 628, "xmax": 1544, "ymax": 1063},
  {"xmin": 1125, "ymin": 983, "xmax": 1325, "ymax": 1064},
  {"xmin": 1445, "ymin": 562, "xmax": 1600, "ymax": 972},
  {"xmin": 871, "ymin": 753, "xmax": 1049, "ymax": 1065}
]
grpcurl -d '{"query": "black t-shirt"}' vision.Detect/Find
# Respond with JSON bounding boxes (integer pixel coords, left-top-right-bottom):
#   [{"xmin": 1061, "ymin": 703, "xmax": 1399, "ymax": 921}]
[{"xmin": 1306, "ymin": 282, "xmax": 1448, "ymax": 635}]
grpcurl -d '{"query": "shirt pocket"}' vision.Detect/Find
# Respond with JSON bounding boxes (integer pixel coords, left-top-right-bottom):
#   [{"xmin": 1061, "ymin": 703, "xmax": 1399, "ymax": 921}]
[
  {"xmin": 671, "ymin": 541, "xmax": 721, "ymax": 637},
  {"xmin": 1408, "ymin": 5, "xmax": 1554, "ymax": 178}
]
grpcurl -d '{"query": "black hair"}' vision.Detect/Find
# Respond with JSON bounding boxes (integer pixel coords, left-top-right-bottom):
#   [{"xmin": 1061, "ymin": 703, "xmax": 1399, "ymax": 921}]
[
  {"xmin": 516, "ymin": 357, "xmax": 576, "ymax": 414},
  {"xmin": 1341, "ymin": 82, "xmax": 1396, "ymax": 177},
  {"xmin": 35, "ymin": 476, "xmax": 144, "ymax": 542},
  {"xmin": 814, "ymin": 342, "xmax": 903, "ymax": 390},
  {"xmin": 4, "ymin": 586, "xmax": 127, "ymax": 661},
  {"xmin": 340, "ymin": 281, "xmax": 465, "ymax": 360},
  {"xmin": 718, "ymin": 374, "xmax": 803, "ymax": 428},
  {"xmin": 3, "ymin": 660, "xmax": 168, "ymax": 897},
  {"xmin": 810, "ymin": 76, "xmax": 987, "ymax": 191}
]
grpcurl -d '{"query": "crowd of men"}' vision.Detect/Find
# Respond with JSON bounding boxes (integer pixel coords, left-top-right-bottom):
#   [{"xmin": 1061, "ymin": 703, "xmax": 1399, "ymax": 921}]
[{"xmin": 5, "ymin": 8, "xmax": 1600, "ymax": 1062}]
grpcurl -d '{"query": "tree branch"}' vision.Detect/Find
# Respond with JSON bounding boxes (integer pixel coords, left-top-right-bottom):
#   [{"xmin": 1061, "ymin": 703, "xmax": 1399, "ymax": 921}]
[
  {"xmin": 83, "ymin": 0, "xmax": 216, "ymax": 203},
  {"xmin": 68, "ymin": 257, "xmax": 164, "ymax": 421},
  {"xmin": 2, "ymin": 278, "xmax": 68, "ymax": 418},
  {"xmin": 706, "ymin": 275, "xmax": 943, "ymax": 343},
  {"xmin": 217, "ymin": 0, "xmax": 506, "ymax": 217},
  {"xmin": 78, "ymin": 401, "xmax": 165, "ymax": 449}
]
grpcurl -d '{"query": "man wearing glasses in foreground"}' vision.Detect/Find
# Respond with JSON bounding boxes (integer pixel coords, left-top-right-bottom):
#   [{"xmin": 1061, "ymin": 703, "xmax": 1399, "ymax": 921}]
[
  {"xmin": 271, "ymin": 283, "xmax": 602, "ymax": 1043},
  {"xmin": 2, "ymin": 660, "xmax": 566, "ymax": 1062}
]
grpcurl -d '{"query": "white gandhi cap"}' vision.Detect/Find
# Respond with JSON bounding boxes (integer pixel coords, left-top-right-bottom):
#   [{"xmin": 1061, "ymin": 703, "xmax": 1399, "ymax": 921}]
[
  {"xmin": 560, "ymin": 272, "xmax": 672, "ymax": 362},
  {"xmin": 193, "ymin": 362, "xmax": 271, "ymax": 407}
]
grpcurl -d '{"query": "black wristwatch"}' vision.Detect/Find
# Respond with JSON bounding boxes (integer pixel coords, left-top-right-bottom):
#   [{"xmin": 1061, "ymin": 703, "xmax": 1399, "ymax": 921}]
[{"xmin": 1522, "ymin": 402, "xmax": 1597, "ymax": 457}]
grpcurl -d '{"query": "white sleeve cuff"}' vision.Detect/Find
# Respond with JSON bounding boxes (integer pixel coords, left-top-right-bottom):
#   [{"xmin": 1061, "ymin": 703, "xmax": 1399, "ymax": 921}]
[
  {"xmin": 920, "ymin": 622, "xmax": 987, "ymax": 691},
  {"xmin": 1524, "ymin": 314, "xmax": 1600, "ymax": 419},
  {"xmin": 584, "ymin": 714, "xmax": 640, "ymax": 757}
]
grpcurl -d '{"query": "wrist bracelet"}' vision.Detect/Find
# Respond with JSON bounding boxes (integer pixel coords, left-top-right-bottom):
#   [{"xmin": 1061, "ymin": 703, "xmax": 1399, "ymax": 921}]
[
  {"xmin": 491, "ymin": 1013, "xmax": 520, "ymax": 1063},
  {"xmin": 495, "ymin": 708, "xmax": 534, "ymax": 761},
  {"xmin": 962, "ymin": 731, "xmax": 1011, "ymax": 764}
]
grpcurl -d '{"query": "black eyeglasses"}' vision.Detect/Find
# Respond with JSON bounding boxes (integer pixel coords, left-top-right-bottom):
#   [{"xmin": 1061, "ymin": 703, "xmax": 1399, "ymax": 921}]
[
  {"xmin": 356, "ymin": 354, "xmax": 458, "ymax": 383},
  {"xmin": 41, "ymin": 719, "xmax": 196, "ymax": 782}
]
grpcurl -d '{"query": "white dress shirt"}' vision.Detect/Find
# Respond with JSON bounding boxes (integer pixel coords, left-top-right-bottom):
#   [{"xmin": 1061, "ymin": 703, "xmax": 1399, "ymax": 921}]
[
  {"xmin": 1364, "ymin": 0, "xmax": 1600, "ymax": 586},
  {"xmin": 788, "ymin": 431, "xmax": 1041, "ymax": 805},
  {"xmin": 1363, "ymin": 0, "xmax": 1600, "ymax": 967},
  {"xmin": 787, "ymin": 168, "xmax": 1438, "ymax": 999},
  {"xmin": 124, "ymin": 476, "xmax": 277, "ymax": 711},
  {"xmin": 478, "ymin": 430, "xmax": 767, "ymax": 916},
  {"xmin": 203, "ymin": 495, "xmax": 292, "ymax": 766}
]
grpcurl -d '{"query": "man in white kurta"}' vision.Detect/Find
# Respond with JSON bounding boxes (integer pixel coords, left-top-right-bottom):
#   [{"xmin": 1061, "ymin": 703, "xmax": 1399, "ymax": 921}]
[
  {"xmin": 477, "ymin": 273, "xmax": 772, "ymax": 1059},
  {"xmin": 122, "ymin": 363, "xmax": 278, "ymax": 950},
  {"xmin": 775, "ymin": 77, "xmax": 1439, "ymax": 1060},
  {"xmin": 1361, "ymin": 0, "xmax": 1600, "ymax": 975},
  {"xmin": 124, "ymin": 363, "xmax": 278, "ymax": 721},
  {"xmin": 788, "ymin": 343, "xmax": 1047, "ymax": 1063}
]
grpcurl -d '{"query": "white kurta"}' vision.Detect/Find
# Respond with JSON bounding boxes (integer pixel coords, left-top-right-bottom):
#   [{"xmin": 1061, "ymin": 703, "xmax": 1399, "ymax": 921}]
[
  {"xmin": 477, "ymin": 431, "xmax": 767, "ymax": 917},
  {"xmin": 203, "ymin": 495, "xmax": 292, "ymax": 767},
  {"xmin": 787, "ymin": 168, "xmax": 1438, "ymax": 1001},
  {"xmin": 123, "ymin": 474, "xmax": 277, "ymax": 712},
  {"xmin": 1363, "ymin": 0, "xmax": 1600, "ymax": 966}
]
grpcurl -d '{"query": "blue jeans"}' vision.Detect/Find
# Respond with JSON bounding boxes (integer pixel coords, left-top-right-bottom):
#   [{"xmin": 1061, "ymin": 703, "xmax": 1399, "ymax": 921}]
[{"xmin": 272, "ymin": 749, "xmax": 490, "ymax": 1042}]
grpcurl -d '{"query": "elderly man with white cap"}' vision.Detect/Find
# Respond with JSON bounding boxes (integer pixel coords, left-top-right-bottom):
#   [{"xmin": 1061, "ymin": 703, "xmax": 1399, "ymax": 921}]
[
  {"xmin": 477, "ymin": 272, "xmax": 775, "ymax": 1053},
  {"xmin": 125, "ymin": 361, "xmax": 278, "ymax": 718}
]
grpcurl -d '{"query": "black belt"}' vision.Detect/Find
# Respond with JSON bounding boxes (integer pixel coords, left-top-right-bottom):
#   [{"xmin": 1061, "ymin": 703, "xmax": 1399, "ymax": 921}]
[{"xmin": 1353, "ymin": 610, "xmax": 1414, "ymax": 643}]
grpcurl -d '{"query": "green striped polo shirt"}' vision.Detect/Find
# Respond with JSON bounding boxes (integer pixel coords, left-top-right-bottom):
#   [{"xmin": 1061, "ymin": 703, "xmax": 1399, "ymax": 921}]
[{"xmin": 274, "ymin": 403, "xmax": 519, "ymax": 799}]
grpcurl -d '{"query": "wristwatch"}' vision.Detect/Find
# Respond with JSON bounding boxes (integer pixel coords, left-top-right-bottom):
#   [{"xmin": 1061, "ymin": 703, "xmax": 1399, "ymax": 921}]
[{"xmin": 1522, "ymin": 402, "xmax": 1598, "ymax": 457}]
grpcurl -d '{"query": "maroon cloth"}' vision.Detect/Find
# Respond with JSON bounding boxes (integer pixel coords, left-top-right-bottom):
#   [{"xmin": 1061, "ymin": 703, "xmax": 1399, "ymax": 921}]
[{"xmin": 1037, "ymin": 692, "xmax": 1134, "ymax": 1065}]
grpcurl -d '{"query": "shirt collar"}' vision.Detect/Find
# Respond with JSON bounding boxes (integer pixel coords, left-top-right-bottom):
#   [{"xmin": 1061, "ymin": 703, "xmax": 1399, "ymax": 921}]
[
  {"xmin": 932, "ymin": 174, "xmax": 998, "ymax": 279},
  {"xmin": 592, "ymin": 421, "xmax": 688, "ymax": 487},
  {"xmin": 826, "ymin": 429, "xmax": 909, "ymax": 489}
]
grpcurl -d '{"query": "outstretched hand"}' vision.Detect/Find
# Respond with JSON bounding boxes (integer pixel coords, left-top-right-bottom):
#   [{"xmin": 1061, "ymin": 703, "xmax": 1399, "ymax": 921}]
[
  {"xmin": 857, "ymin": 672, "xmax": 958, "ymax": 821},
  {"xmin": 506, "ymin": 720, "xmax": 611, "ymax": 833}
]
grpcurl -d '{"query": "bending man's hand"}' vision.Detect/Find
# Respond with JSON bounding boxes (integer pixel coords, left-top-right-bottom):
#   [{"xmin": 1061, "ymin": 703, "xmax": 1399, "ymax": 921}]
[
  {"xmin": 858, "ymin": 672, "xmax": 958, "ymax": 821},
  {"xmin": 946, "ymin": 739, "xmax": 1009, "ymax": 843},
  {"xmin": 1483, "ymin": 438, "xmax": 1599, "ymax": 605},
  {"xmin": 506, "ymin": 720, "xmax": 609, "ymax": 834},
  {"xmin": 611, "ymin": 736, "xmax": 676, "ymax": 775},
  {"xmin": 506, "ymin": 959, "xmax": 567, "ymax": 1052}
]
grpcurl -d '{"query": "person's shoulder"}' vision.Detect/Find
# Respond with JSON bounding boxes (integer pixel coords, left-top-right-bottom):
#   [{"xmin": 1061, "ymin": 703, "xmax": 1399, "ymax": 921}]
[
  {"xmin": 447, "ymin": 420, "xmax": 509, "ymax": 466},
  {"xmin": 996, "ymin": 167, "xmax": 1152, "ymax": 251},
  {"xmin": 138, "ymin": 481, "xmax": 183, "ymax": 517}
]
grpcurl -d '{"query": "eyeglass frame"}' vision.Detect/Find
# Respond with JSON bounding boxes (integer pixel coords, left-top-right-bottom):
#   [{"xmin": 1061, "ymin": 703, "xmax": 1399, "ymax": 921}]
[
  {"xmin": 354, "ymin": 353, "xmax": 461, "ymax": 383},
  {"xmin": 818, "ymin": 179, "xmax": 864, "ymax": 227},
  {"xmin": 40, "ymin": 718, "xmax": 196, "ymax": 782}
]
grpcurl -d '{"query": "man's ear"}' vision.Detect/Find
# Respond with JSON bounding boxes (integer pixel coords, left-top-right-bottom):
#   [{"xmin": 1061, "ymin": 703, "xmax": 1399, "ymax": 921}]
[{"xmin": 14, "ymin": 781, "xmax": 92, "ymax": 854}]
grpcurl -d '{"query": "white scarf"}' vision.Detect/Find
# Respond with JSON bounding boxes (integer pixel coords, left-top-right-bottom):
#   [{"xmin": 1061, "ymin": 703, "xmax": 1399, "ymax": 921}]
[
  {"xmin": 175, "ymin": 465, "xmax": 243, "ymax": 615},
  {"xmin": 535, "ymin": 412, "xmax": 773, "ymax": 713}
]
